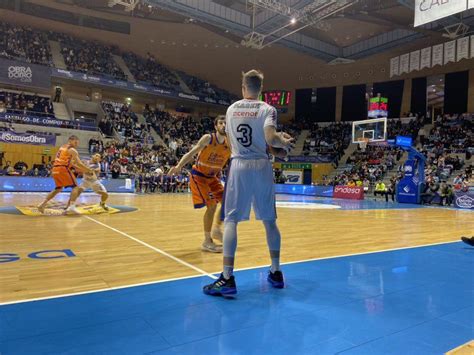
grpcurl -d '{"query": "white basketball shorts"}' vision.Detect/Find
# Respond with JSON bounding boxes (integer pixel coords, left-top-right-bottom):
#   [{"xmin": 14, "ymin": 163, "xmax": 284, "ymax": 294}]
[
  {"xmin": 223, "ymin": 158, "xmax": 276, "ymax": 222},
  {"xmin": 79, "ymin": 179, "xmax": 107, "ymax": 193}
]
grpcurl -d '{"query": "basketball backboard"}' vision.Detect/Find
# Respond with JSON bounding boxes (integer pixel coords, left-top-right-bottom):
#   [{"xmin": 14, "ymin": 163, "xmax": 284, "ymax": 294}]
[{"xmin": 352, "ymin": 117, "xmax": 387, "ymax": 144}]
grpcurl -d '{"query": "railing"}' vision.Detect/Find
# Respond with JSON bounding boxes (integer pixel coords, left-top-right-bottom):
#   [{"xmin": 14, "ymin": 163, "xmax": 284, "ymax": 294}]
[{"xmin": 0, "ymin": 110, "xmax": 97, "ymax": 131}]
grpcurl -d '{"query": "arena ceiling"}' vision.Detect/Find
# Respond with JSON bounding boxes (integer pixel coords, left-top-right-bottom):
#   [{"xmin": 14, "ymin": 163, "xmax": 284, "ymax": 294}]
[{"xmin": 63, "ymin": 0, "xmax": 474, "ymax": 62}]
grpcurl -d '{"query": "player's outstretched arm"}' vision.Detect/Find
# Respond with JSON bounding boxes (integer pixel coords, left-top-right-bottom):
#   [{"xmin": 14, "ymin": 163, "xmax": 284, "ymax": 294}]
[{"xmin": 168, "ymin": 134, "xmax": 211, "ymax": 175}]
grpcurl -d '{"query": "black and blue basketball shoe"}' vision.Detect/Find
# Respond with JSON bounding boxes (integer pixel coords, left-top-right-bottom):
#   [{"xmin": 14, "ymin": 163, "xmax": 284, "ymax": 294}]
[
  {"xmin": 267, "ymin": 270, "xmax": 284, "ymax": 288},
  {"xmin": 203, "ymin": 273, "xmax": 237, "ymax": 297},
  {"xmin": 461, "ymin": 236, "xmax": 474, "ymax": 247}
]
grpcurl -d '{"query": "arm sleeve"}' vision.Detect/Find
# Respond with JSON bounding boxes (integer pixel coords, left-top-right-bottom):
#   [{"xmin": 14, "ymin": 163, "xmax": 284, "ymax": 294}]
[{"xmin": 263, "ymin": 106, "xmax": 278, "ymax": 128}]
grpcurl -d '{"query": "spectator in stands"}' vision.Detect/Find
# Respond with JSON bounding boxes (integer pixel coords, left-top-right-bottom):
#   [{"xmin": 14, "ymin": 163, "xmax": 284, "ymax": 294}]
[
  {"xmin": 439, "ymin": 181, "xmax": 454, "ymax": 206},
  {"xmin": 347, "ymin": 179, "xmax": 356, "ymax": 187},
  {"xmin": 363, "ymin": 178, "xmax": 370, "ymax": 192},
  {"xmin": 54, "ymin": 87, "xmax": 62, "ymax": 103},
  {"xmin": 385, "ymin": 178, "xmax": 396, "ymax": 202},
  {"xmin": 374, "ymin": 180, "xmax": 386, "ymax": 200},
  {"xmin": 421, "ymin": 181, "xmax": 440, "ymax": 205}
]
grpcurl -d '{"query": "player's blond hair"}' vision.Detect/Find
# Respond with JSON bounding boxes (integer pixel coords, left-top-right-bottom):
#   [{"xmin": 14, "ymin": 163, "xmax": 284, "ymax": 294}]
[{"xmin": 242, "ymin": 70, "xmax": 264, "ymax": 95}]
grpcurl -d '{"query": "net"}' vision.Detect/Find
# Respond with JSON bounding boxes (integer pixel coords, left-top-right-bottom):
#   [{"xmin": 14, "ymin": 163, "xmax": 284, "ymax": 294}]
[{"xmin": 358, "ymin": 138, "xmax": 369, "ymax": 152}]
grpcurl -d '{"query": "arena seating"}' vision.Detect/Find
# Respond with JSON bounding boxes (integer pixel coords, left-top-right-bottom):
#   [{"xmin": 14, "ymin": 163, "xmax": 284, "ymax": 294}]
[
  {"xmin": 122, "ymin": 52, "xmax": 180, "ymax": 90},
  {"xmin": 101, "ymin": 101, "xmax": 153, "ymax": 144},
  {"xmin": 0, "ymin": 90, "xmax": 54, "ymax": 117},
  {"xmin": 0, "ymin": 22, "xmax": 52, "ymax": 66},
  {"xmin": 303, "ymin": 122, "xmax": 351, "ymax": 161},
  {"xmin": 49, "ymin": 32, "xmax": 127, "ymax": 81},
  {"xmin": 1, "ymin": 21, "xmax": 236, "ymax": 103},
  {"xmin": 176, "ymin": 70, "xmax": 236, "ymax": 103}
]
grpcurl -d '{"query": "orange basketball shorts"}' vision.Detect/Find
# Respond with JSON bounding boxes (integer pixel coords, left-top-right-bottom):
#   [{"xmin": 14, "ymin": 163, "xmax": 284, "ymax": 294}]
[
  {"xmin": 189, "ymin": 170, "xmax": 224, "ymax": 209},
  {"xmin": 51, "ymin": 166, "xmax": 77, "ymax": 189}
]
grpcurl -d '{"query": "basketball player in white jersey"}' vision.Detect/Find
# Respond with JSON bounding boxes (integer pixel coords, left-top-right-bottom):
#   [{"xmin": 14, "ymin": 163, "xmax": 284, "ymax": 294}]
[
  {"xmin": 66, "ymin": 153, "xmax": 109, "ymax": 212},
  {"xmin": 203, "ymin": 70, "xmax": 294, "ymax": 297}
]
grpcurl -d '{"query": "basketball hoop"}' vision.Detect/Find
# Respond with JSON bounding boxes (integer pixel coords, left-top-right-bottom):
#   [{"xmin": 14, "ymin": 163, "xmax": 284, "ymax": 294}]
[{"xmin": 358, "ymin": 138, "xmax": 369, "ymax": 152}]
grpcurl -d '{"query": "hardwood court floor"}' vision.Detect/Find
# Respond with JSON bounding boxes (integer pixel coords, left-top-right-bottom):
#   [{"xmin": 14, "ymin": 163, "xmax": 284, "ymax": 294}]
[{"xmin": 0, "ymin": 192, "xmax": 472, "ymax": 304}]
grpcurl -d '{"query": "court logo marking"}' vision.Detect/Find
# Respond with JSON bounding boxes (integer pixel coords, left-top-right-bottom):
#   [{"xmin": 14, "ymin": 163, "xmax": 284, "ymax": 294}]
[
  {"xmin": 0, "ymin": 249, "xmax": 76, "ymax": 263},
  {"xmin": 0, "ymin": 202, "xmax": 138, "ymax": 216}
]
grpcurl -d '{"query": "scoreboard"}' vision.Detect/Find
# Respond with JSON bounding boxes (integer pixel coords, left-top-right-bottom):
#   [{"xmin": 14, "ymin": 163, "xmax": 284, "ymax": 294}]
[
  {"xmin": 368, "ymin": 97, "xmax": 388, "ymax": 118},
  {"xmin": 259, "ymin": 90, "xmax": 291, "ymax": 107}
]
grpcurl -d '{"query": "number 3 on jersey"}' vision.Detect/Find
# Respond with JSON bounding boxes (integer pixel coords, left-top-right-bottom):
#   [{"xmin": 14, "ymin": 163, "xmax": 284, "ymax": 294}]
[{"xmin": 236, "ymin": 124, "xmax": 252, "ymax": 147}]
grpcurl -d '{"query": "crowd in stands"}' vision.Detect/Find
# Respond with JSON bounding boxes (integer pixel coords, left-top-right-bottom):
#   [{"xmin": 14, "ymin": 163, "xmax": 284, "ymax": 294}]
[
  {"xmin": 100, "ymin": 101, "xmax": 153, "ymax": 144},
  {"xmin": 0, "ymin": 22, "xmax": 52, "ymax": 66},
  {"xmin": 0, "ymin": 21, "xmax": 235, "ymax": 103},
  {"xmin": 143, "ymin": 105, "xmax": 214, "ymax": 158},
  {"xmin": 0, "ymin": 160, "xmax": 51, "ymax": 177},
  {"xmin": 122, "ymin": 52, "xmax": 180, "ymax": 90},
  {"xmin": 386, "ymin": 116, "xmax": 424, "ymax": 140},
  {"xmin": 176, "ymin": 71, "xmax": 236, "ymax": 103},
  {"xmin": 303, "ymin": 122, "xmax": 351, "ymax": 164},
  {"xmin": 415, "ymin": 114, "xmax": 473, "ymax": 205},
  {"xmin": 0, "ymin": 91, "xmax": 54, "ymax": 117},
  {"xmin": 49, "ymin": 32, "xmax": 127, "ymax": 81},
  {"xmin": 326, "ymin": 145, "xmax": 402, "ymax": 191},
  {"xmin": 421, "ymin": 114, "xmax": 472, "ymax": 154}
]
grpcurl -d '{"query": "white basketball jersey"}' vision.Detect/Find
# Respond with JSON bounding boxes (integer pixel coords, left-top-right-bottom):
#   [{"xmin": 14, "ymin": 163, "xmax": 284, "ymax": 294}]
[{"xmin": 225, "ymin": 99, "xmax": 277, "ymax": 159}]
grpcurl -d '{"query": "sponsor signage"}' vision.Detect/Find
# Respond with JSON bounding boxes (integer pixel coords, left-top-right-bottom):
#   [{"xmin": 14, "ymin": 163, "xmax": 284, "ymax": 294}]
[
  {"xmin": 282, "ymin": 170, "xmax": 303, "ymax": 184},
  {"xmin": 0, "ymin": 131, "xmax": 56, "ymax": 146},
  {"xmin": 0, "ymin": 58, "xmax": 51, "ymax": 89},
  {"xmin": 0, "ymin": 112, "xmax": 96, "ymax": 131},
  {"xmin": 0, "ymin": 59, "xmax": 233, "ymax": 107},
  {"xmin": 275, "ymin": 155, "xmax": 335, "ymax": 163},
  {"xmin": 274, "ymin": 184, "xmax": 334, "ymax": 197},
  {"xmin": 396, "ymin": 135, "xmax": 413, "ymax": 148},
  {"xmin": 52, "ymin": 68, "xmax": 231, "ymax": 106},
  {"xmin": 415, "ymin": 0, "xmax": 468, "ymax": 27},
  {"xmin": 0, "ymin": 177, "xmax": 135, "ymax": 192},
  {"xmin": 281, "ymin": 163, "xmax": 312, "ymax": 170},
  {"xmin": 333, "ymin": 185, "xmax": 364, "ymax": 200},
  {"xmin": 454, "ymin": 190, "xmax": 474, "ymax": 209}
]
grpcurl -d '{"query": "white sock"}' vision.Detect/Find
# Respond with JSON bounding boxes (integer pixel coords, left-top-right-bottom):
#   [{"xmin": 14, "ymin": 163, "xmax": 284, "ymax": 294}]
[
  {"xmin": 223, "ymin": 222, "xmax": 238, "ymax": 279},
  {"xmin": 223, "ymin": 264, "xmax": 234, "ymax": 279},
  {"xmin": 270, "ymin": 255, "xmax": 280, "ymax": 273},
  {"xmin": 263, "ymin": 220, "xmax": 281, "ymax": 273}
]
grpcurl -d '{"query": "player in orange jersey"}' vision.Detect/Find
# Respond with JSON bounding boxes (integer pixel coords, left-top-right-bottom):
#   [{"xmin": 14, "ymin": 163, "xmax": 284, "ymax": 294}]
[
  {"xmin": 168, "ymin": 115, "xmax": 231, "ymax": 253},
  {"xmin": 37, "ymin": 135, "xmax": 93, "ymax": 214}
]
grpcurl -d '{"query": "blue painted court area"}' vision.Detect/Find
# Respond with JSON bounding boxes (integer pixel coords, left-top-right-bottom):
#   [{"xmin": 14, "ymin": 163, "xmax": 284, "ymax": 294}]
[{"xmin": 1, "ymin": 242, "xmax": 473, "ymax": 355}]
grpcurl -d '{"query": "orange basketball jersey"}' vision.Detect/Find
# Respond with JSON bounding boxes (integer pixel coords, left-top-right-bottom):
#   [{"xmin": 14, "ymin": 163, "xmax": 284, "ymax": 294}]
[
  {"xmin": 193, "ymin": 133, "xmax": 231, "ymax": 177},
  {"xmin": 53, "ymin": 144, "xmax": 74, "ymax": 167}
]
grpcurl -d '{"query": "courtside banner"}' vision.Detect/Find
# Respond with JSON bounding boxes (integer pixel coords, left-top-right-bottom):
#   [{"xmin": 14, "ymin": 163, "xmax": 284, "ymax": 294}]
[
  {"xmin": 0, "ymin": 112, "xmax": 96, "ymax": 131},
  {"xmin": 333, "ymin": 185, "xmax": 364, "ymax": 200},
  {"xmin": 0, "ymin": 177, "xmax": 135, "ymax": 192},
  {"xmin": 415, "ymin": 0, "xmax": 467, "ymax": 27},
  {"xmin": 0, "ymin": 58, "xmax": 51, "ymax": 89},
  {"xmin": 0, "ymin": 131, "xmax": 56, "ymax": 146},
  {"xmin": 454, "ymin": 190, "xmax": 474, "ymax": 209}
]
